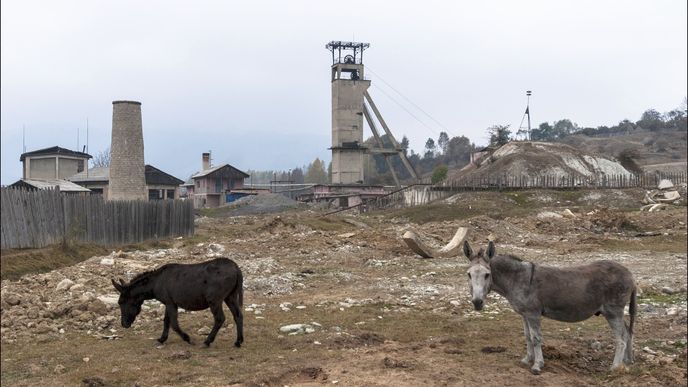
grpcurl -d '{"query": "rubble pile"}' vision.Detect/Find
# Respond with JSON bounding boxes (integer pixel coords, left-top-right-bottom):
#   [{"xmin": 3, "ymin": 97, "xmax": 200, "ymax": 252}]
[{"xmin": 641, "ymin": 179, "xmax": 685, "ymax": 211}]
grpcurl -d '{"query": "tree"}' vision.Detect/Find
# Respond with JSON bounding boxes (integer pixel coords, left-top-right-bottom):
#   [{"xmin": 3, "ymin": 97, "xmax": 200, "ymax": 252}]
[
  {"xmin": 304, "ymin": 158, "xmax": 328, "ymax": 184},
  {"xmin": 291, "ymin": 167, "xmax": 304, "ymax": 184},
  {"xmin": 531, "ymin": 122, "xmax": 553, "ymax": 141},
  {"xmin": 552, "ymin": 119, "xmax": 578, "ymax": 138},
  {"xmin": 437, "ymin": 132, "xmax": 449, "ymax": 155},
  {"xmin": 487, "ymin": 125, "xmax": 511, "ymax": 147},
  {"xmin": 431, "ymin": 165, "xmax": 448, "ymax": 184},
  {"xmin": 400, "ymin": 136, "xmax": 410, "ymax": 155},
  {"xmin": 92, "ymin": 147, "xmax": 111, "ymax": 167},
  {"xmin": 445, "ymin": 136, "xmax": 472, "ymax": 165},
  {"xmin": 637, "ymin": 109, "xmax": 664, "ymax": 131},
  {"xmin": 424, "ymin": 138, "xmax": 436, "ymax": 159}
]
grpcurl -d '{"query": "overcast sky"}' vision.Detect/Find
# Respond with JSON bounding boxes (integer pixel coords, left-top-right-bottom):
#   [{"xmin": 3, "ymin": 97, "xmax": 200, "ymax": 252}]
[{"xmin": 2, "ymin": 0, "xmax": 686, "ymax": 185}]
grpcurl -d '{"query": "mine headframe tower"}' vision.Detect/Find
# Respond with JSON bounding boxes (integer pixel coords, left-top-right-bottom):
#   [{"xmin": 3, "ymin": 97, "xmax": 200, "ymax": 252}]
[{"xmin": 326, "ymin": 40, "xmax": 419, "ymax": 187}]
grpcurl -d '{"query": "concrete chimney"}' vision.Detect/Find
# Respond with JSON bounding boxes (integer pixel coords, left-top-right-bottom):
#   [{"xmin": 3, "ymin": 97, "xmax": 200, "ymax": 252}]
[
  {"xmin": 202, "ymin": 152, "xmax": 210, "ymax": 170},
  {"xmin": 109, "ymin": 100, "xmax": 147, "ymax": 201}
]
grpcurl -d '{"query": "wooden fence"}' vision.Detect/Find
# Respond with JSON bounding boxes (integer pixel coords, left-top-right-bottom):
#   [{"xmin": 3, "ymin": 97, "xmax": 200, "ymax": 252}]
[
  {"xmin": 1, "ymin": 188, "xmax": 194, "ymax": 249},
  {"xmin": 365, "ymin": 171, "xmax": 687, "ymax": 211}
]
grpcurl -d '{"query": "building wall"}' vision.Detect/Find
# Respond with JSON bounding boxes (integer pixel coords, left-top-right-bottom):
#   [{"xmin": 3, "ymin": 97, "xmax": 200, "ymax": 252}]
[
  {"xmin": 146, "ymin": 185, "xmax": 179, "ymax": 199},
  {"xmin": 57, "ymin": 158, "xmax": 80, "ymax": 179},
  {"xmin": 28, "ymin": 157, "xmax": 57, "ymax": 179},
  {"xmin": 109, "ymin": 101, "xmax": 147, "ymax": 201}
]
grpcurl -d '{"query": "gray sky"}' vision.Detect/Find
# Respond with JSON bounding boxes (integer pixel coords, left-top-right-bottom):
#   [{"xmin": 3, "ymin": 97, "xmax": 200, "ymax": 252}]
[{"xmin": 2, "ymin": 0, "xmax": 686, "ymax": 185}]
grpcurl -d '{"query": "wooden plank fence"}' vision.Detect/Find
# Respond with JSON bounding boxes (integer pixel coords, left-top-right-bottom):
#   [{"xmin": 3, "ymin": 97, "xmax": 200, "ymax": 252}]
[
  {"xmin": 366, "ymin": 171, "xmax": 687, "ymax": 211},
  {"xmin": 1, "ymin": 188, "xmax": 194, "ymax": 249}
]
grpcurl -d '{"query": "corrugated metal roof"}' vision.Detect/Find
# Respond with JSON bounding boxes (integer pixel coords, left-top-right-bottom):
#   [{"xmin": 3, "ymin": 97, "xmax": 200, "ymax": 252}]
[{"xmin": 13, "ymin": 179, "xmax": 92, "ymax": 192}]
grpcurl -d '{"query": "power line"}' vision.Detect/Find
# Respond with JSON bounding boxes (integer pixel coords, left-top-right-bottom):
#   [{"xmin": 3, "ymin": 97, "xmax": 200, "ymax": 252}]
[
  {"xmin": 370, "ymin": 83, "xmax": 440, "ymax": 137},
  {"xmin": 366, "ymin": 66, "xmax": 452, "ymax": 136}
]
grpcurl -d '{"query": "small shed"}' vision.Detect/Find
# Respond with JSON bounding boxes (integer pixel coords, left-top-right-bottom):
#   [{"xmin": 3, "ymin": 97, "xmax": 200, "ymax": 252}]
[{"xmin": 9, "ymin": 179, "xmax": 92, "ymax": 194}]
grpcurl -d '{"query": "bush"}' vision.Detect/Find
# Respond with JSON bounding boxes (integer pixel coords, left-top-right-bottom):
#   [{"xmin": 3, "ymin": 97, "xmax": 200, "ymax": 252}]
[{"xmin": 431, "ymin": 165, "xmax": 448, "ymax": 184}]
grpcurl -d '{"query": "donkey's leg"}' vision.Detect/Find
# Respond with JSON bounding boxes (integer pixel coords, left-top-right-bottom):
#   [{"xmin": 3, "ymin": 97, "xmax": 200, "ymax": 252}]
[
  {"xmin": 521, "ymin": 317, "xmax": 534, "ymax": 366},
  {"xmin": 157, "ymin": 307, "xmax": 171, "ymax": 343},
  {"xmin": 526, "ymin": 315, "xmax": 544, "ymax": 374},
  {"xmin": 203, "ymin": 302, "xmax": 226, "ymax": 347},
  {"xmin": 168, "ymin": 306, "xmax": 191, "ymax": 344},
  {"xmin": 623, "ymin": 320, "xmax": 634, "ymax": 365},
  {"xmin": 225, "ymin": 295, "xmax": 244, "ymax": 348},
  {"xmin": 604, "ymin": 312, "xmax": 628, "ymax": 371}
]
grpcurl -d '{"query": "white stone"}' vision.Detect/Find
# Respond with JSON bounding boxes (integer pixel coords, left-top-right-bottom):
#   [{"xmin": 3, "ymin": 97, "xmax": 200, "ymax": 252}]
[
  {"xmin": 658, "ymin": 179, "xmax": 674, "ymax": 190},
  {"xmin": 56, "ymin": 279, "xmax": 74, "ymax": 291},
  {"xmin": 100, "ymin": 258, "xmax": 115, "ymax": 265}
]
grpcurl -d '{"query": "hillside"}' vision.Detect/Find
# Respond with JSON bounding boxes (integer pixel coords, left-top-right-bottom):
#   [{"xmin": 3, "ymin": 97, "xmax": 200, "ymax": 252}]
[
  {"xmin": 560, "ymin": 128, "xmax": 687, "ymax": 167},
  {"xmin": 450, "ymin": 141, "xmax": 631, "ymax": 181}
]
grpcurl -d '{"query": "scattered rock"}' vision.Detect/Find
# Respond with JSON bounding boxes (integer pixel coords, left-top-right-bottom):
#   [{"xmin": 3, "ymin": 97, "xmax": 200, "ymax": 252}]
[
  {"xmin": 658, "ymin": 179, "xmax": 674, "ymax": 190},
  {"xmin": 100, "ymin": 258, "xmax": 114, "ymax": 266},
  {"xmin": 661, "ymin": 286, "xmax": 680, "ymax": 295},
  {"xmin": 56, "ymin": 279, "xmax": 75, "ymax": 291},
  {"xmin": 642, "ymin": 346, "xmax": 657, "ymax": 355},
  {"xmin": 590, "ymin": 340, "xmax": 602, "ymax": 350},
  {"xmin": 197, "ymin": 326, "xmax": 211, "ymax": 335},
  {"xmin": 279, "ymin": 323, "xmax": 318, "ymax": 335}
]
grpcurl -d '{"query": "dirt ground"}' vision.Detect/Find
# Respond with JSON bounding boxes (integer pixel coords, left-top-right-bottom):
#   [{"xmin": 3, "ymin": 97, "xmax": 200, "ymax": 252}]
[{"xmin": 1, "ymin": 189, "xmax": 687, "ymax": 386}]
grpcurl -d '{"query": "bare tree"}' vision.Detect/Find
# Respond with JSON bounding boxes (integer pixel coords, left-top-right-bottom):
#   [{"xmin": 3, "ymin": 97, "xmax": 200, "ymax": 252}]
[{"xmin": 92, "ymin": 147, "xmax": 111, "ymax": 167}]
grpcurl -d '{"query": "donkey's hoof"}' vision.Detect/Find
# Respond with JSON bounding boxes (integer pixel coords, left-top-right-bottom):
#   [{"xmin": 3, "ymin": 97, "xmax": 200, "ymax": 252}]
[
  {"xmin": 530, "ymin": 367, "xmax": 541, "ymax": 375},
  {"xmin": 610, "ymin": 364, "xmax": 627, "ymax": 373},
  {"xmin": 234, "ymin": 341, "xmax": 241, "ymax": 348},
  {"xmin": 203, "ymin": 341, "xmax": 212, "ymax": 348},
  {"xmin": 520, "ymin": 356, "xmax": 532, "ymax": 366}
]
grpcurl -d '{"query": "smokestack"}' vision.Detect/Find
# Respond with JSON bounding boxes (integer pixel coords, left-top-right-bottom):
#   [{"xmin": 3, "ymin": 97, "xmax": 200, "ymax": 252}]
[
  {"xmin": 109, "ymin": 100, "xmax": 147, "ymax": 200},
  {"xmin": 202, "ymin": 152, "xmax": 210, "ymax": 170}
]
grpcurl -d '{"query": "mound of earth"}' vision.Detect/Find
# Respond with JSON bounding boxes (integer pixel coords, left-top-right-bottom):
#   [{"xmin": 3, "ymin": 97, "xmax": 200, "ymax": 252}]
[{"xmin": 452, "ymin": 141, "xmax": 631, "ymax": 180}]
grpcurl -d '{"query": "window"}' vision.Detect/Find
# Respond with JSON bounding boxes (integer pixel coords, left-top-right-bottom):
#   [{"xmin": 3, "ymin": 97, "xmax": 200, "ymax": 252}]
[{"xmin": 166, "ymin": 189, "xmax": 175, "ymax": 199}]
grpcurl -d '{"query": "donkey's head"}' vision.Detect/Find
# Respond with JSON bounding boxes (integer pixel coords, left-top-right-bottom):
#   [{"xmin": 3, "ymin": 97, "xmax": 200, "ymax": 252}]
[
  {"xmin": 111, "ymin": 278, "xmax": 143, "ymax": 328},
  {"xmin": 463, "ymin": 240, "xmax": 496, "ymax": 311}
]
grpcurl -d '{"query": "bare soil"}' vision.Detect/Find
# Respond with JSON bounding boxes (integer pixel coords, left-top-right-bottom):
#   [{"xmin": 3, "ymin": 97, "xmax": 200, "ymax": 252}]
[{"xmin": 1, "ymin": 189, "xmax": 686, "ymax": 386}]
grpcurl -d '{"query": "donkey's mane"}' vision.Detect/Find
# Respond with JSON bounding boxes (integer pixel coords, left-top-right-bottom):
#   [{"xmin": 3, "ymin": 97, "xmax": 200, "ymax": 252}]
[
  {"xmin": 501, "ymin": 254, "xmax": 524, "ymax": 263},
  {"xmin": 129, "ymin": 265, "xmax": 168, "ymax": 286}
]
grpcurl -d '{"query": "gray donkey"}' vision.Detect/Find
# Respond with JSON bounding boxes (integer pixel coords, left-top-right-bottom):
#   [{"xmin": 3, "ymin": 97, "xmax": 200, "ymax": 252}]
[{"xmin": 463, "ymin": 240, "xmax": 636, "ymax": 374}]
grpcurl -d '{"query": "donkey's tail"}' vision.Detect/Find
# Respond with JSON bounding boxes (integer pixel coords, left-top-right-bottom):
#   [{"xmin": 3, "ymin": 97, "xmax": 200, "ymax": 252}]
[
  {"xmin": 235, "ymin": 269, "xmax": 244, "ymax": 309},
  {"xmin": 629, "ymin": 286, "xmax": 637, "ymax": 336}
]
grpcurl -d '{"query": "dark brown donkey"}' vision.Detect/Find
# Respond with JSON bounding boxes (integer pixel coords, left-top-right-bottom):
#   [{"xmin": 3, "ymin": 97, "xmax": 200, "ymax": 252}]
[
  {"xmin": 112, "ymin": 257, "xmax": 243, "ymax": 348},
  {"xmin": 463, "ymin": 241, "xmax": 636, "ymax": 374}
]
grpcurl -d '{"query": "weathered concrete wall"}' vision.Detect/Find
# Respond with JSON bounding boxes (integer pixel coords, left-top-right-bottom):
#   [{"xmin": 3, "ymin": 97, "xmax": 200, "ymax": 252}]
[
  {"xmin": 57, "ymin": 158, "xmax": 79, "ymax": 179},
  {"xmin": 332, "ymin": 150, "xmax": 364, "ymax": 184},
  {"xmin": 109, "ymin": 101, "xmax": 147, "ymax": 201},
  {"xmin": 29, "ymin": 158, "xmax": 56, "ymax": 179},
  {"xmin": 331, "ymin": 66, "xmax": 370, "ymax": 184}
]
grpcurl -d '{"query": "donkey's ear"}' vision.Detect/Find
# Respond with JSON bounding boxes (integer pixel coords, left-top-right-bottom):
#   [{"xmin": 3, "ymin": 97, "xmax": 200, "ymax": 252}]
[
  {"xmin": 463, "ymin": 241, "xmax": 473, "ymax": 260},
  {"xmin": 486, "ymin": 241, "xmax": 495, "ymax": 260},
  {"xmin": 111, "ymin": 278, "xmax": 125, "ymax": 293}
]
